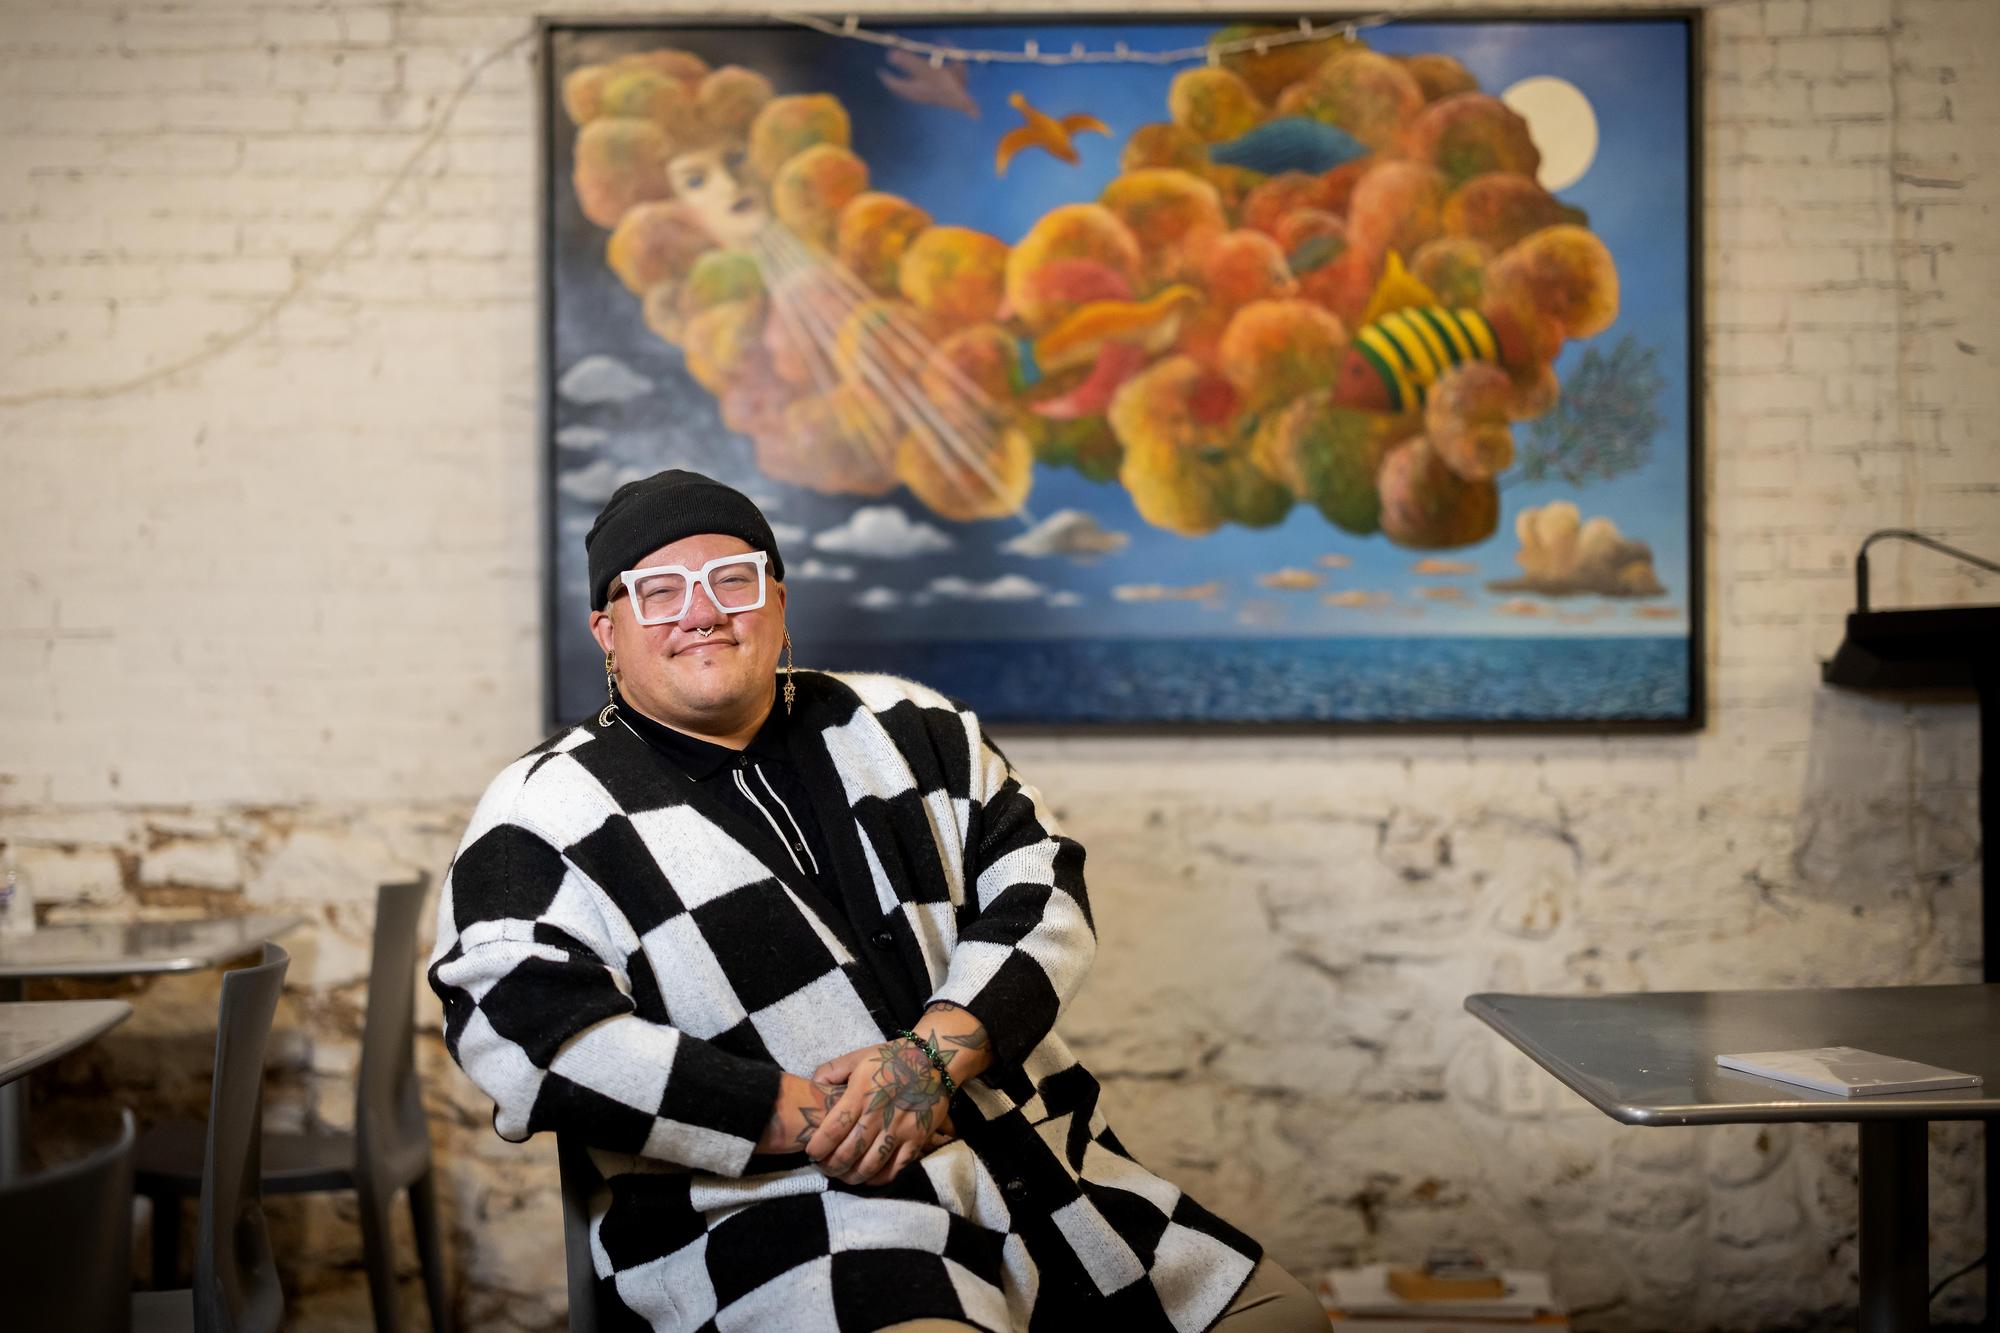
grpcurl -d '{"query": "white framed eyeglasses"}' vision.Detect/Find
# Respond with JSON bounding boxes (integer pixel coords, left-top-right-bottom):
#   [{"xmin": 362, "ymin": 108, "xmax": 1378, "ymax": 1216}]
[{"xmin": 615, "ymin": 551, "xmax": 770, "ymax": 625}]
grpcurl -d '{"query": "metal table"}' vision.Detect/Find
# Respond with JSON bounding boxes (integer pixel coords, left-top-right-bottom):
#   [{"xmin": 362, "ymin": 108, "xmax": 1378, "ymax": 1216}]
[
  {"xmin": 1467, "ymin": 984, "xmax": 2000, "ymax": 1332},
  {"xmin": 0, "ymin": 1000, "xmax": 132, "ymax": 1085},
  {"xmin": 0, "ymin": 914, "xmax": 304, "ymax": 992},
  {"xmin": 0, "ymin": 914, "xmax": 302, "ymax": 1180}
]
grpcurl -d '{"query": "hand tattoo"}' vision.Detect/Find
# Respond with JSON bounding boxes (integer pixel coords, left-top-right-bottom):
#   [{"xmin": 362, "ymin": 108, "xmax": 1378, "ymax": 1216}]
[
  {"xmin": 864, "ymin": 1039, "xmax": 947, "ymax": 1136},
  {"xmin": 794, "ymin": 1080, "xmax": 842, "ymax": 1147}
]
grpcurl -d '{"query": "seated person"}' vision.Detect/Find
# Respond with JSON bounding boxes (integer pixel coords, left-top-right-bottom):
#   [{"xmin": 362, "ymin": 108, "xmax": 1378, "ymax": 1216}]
[{"xmin": 429, "ymin": 469, "xmax": 1324, "ymax": 1331}]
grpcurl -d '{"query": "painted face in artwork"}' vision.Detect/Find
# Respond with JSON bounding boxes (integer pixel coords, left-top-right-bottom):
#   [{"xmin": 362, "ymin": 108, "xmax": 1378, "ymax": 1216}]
[{"xmin": 667, "ymin": 145, "xmax": 768, "ymax": 249}]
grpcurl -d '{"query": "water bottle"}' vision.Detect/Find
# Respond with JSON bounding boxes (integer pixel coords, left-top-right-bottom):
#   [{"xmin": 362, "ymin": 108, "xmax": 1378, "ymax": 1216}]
[{"xmin": 0, "ymin": 844, "xmax": 33, "ymax": 936}]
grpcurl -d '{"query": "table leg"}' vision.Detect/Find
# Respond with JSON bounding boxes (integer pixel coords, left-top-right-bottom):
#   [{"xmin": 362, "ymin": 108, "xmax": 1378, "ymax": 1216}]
[
  {"xmin": 0, "ymin": 976, "xmax": 20, "ymax": 1183},
  {"xmin": 1987, "ymin": 1120, "xmax": 1998, "ymax": 1333},
  {"xmin": 1858, "ymin": 1120, "xmax": 1929, "ymax": 1333},
  {"xmin": 1979, "ymin": 658, "xmax": 1998, "ymax": 1331},
  {"xmin": 0, "ymin": 1080, "xmax": 20, "ymax": 1184}
]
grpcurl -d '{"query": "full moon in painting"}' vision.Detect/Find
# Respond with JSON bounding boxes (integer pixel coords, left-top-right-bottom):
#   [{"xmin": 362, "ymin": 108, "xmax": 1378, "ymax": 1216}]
[{"xmin": 1502, "ymin": 76, "xmax": 1599, "ymax": 192}]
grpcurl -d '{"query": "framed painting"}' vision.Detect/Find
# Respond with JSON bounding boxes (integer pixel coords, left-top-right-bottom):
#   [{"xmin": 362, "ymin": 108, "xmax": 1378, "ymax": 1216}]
[{"xmin": 541, "ymin": 11, "xmax": 1702, "ymax": 729}]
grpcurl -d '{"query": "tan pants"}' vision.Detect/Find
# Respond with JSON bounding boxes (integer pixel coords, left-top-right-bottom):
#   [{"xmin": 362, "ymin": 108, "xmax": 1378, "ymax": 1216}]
[{"xmin": 882, "ymin": 1255, "xmax": 1327, "ymax": 1332}]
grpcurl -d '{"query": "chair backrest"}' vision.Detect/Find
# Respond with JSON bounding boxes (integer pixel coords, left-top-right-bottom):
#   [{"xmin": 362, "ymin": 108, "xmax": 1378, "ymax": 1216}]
[
  {"xmin": 556, "ymin": 1135, "xmax": 602, "ymax": 1333},
  {"xmin": 195, "ymin": 942, "xmax": 288, "ymax": 1333},
  {"xmin": 354, "ymin": 874, "xmax": 431, "ymax": 1180},
  {"xmin": 0, "ymin": 1108, "xmax": 136, "ymax": 1333}
]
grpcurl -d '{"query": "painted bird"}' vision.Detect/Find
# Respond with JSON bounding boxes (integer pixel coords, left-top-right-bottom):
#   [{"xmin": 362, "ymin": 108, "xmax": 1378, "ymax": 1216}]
[
  {"xmin": 995, "ymin": 92, "xmax": 1110, "ymax": 175},
  {"xmin": 1332, "ymin": 305, "xmax": 1529, "ymax": 413},
  {"xmin": 878, "ymin": 49, "xmax": 980, "ymax": 119}
]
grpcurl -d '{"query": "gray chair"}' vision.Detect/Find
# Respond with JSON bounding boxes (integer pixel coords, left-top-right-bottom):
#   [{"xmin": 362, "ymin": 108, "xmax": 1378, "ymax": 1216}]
[
  {"xmin": 0, "ymin": 1107, "xmax": 137, "ymax": 1333},
  {"xmin": 137, "ymin": 878, "xmax": 450, "ymax": 1332},
  {"xmin": 557, "ymin": 1135, "xmax": 603, "ymax": 1333},
  {"xmin": 133, "ymin": 941, "xmax": 289, "ymax": 1333}
]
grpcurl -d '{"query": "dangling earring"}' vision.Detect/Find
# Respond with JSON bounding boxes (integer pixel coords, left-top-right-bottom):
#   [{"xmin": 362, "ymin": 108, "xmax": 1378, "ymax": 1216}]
[
  {"xmin": 782, "ymin": 632, "xmax": 796, "ymax": 716},
  {"xmin": 598, "ymin": 651, "xmax": 618, "ymax": 727}
]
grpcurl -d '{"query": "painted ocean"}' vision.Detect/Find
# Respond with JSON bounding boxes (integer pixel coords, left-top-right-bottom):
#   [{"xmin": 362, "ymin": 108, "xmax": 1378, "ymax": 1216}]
[{"xmin": 809, "ymin": 635, "xmax": 1692, "ymax": 725}]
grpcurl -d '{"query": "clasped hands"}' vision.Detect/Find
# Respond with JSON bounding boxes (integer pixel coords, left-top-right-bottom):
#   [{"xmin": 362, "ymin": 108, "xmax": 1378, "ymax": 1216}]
[{"xmin": 761, "ymin": 1005, "xmax": 992, "ymax": 1188}]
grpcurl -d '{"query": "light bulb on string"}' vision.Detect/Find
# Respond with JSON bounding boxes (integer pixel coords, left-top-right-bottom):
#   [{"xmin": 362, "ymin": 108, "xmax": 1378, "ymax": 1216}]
[{"xmin": 767, "ymin": 8, "xmax": 1417, "ymax": 68}]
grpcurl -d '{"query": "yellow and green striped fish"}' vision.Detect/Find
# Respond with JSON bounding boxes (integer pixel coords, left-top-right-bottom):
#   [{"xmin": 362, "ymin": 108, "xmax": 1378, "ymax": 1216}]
[{"xmin": 1334, "ymin": 306, "xmax": 1503, "ymax": 413}]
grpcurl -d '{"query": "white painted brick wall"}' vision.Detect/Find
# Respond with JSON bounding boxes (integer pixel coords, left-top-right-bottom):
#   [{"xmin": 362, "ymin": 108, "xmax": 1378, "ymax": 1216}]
[{"xmin": 1, "ymin": 0, "xmax": 1994, "ymax": 1328}]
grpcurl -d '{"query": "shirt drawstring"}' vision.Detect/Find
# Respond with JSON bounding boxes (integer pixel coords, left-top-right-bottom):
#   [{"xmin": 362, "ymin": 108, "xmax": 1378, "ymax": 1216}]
[
  {"xmin": 733, "ymin": 764, "xmax": 808, "ymax": 877},
  {"xmin": 754, "ymin": 765, "xmax": 821, "ymax": 877}
]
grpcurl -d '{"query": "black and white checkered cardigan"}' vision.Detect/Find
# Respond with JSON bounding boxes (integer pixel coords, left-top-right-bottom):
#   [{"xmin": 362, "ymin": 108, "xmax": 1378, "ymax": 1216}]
[{"xmin": 429, "ymin": 670, "xmax": 1258, "ymax": 1332}]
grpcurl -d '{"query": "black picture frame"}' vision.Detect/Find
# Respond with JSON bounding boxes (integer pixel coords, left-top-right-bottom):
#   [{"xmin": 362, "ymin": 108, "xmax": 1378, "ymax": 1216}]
[{"xmin": 539, "ymin": 10, "xmax": 1705, "ymax": 735}]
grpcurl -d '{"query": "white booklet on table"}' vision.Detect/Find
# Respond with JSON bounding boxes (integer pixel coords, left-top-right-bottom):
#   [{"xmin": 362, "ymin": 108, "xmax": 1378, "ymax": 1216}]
[{"xmin": 1716, "ymin": 1046, "xmax": 1981, "ymax": 1097}]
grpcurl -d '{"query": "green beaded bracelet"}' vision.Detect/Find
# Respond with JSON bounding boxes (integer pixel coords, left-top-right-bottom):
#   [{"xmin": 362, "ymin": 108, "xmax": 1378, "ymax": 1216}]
[{"xmin": 897, "ymin": 1028, "xmax": 957, "ymax": 1098}]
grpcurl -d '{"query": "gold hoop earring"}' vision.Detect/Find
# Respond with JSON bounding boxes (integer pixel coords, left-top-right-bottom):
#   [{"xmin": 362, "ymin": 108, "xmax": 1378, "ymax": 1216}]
[
  {"xmin": 782, "ymin": 632, "xmax": 795, "ymax": 716},
  {"xmin": 598, "ymin": 651, "xmax": 618, "ymax": 727}
]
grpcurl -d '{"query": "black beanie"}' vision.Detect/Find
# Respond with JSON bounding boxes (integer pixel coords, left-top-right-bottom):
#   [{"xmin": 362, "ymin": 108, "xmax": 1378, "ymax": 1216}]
[{"xmin": 585, "ymin": 469, "xmax": 785, "ymax": 610}]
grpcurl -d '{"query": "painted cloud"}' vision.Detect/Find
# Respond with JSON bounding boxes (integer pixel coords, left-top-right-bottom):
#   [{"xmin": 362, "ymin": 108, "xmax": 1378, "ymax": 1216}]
[
  {"xmin": 557, "ymin": 459, "xmax": 649, "ymax": 504},
  {"xmin": 1112, "ymin": 581, "xmax": 1222, "ymax": 604},
  {"xmin": 557, "ymin": 354, "xmax": 652, "ymax": 405},
  {"xmin": 1488, "ymin": 502, "xmax": 1666, "ymax": 598},
  {"xmin": 814, "ymin": 506, "xmax": 955, "ymax": 559},
  {"xmin": 1000, "ymin": 509, "xmax": 1131, "ymax": 562},
  {"xmin": 929, "ymin": 574, "xmax": 1049, "ymax": 601},
  {"xmin": 555, "ymin": 425, "xmax": 610, "ymax": 450},
  {"xmin": 1255, "ymin": 568, "xmax": 1322, "ymax": 591}
]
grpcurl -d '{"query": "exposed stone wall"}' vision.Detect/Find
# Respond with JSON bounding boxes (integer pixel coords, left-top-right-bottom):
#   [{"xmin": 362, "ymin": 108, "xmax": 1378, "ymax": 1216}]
[{"xmin": 0, "ymin": 0, "xmax": 1993, "ymax": 1329}]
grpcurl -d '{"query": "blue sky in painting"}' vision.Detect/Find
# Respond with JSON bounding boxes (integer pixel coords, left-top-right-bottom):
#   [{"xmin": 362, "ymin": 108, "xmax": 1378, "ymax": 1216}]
[{"xmin": 548, "ymin": 18, "xmax": 1694, "ymax": 653}]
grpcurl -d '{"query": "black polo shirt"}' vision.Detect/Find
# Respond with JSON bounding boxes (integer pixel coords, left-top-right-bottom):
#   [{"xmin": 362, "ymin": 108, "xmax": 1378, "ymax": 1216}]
[{"xmin": 611, "ymin": 686, "xmax": 845, "ymax": 932}]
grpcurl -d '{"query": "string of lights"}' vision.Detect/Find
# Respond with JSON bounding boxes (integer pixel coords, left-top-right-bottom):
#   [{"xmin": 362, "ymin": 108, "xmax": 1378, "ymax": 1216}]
[
  {"xmin": 768, "ymin": 3, "xmax": 1758, "ymax": 69},
  {"xmin": 769, "ymin": 10, "xmax": 1393, "ymax": 68}
]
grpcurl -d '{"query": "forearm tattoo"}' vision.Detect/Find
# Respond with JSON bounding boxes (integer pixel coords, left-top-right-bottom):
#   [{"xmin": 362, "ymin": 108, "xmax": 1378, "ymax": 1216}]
[
  {"xmin": 923, "ymin": 1000, "xmax": 991, "ymax": 1053},
  {"xmin": 793, "ymin": 1080, "xmax": 842, "ymax": 1147}
]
